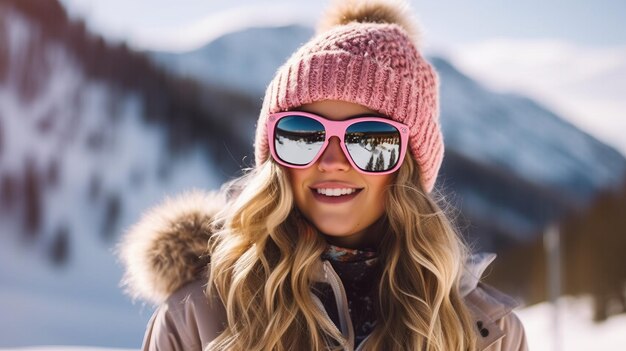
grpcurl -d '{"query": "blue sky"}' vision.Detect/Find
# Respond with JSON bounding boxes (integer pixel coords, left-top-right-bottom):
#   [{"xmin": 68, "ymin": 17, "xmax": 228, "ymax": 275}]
[
  {"xmin": 416, "ymin": 0, "xmax": 625, "ymax": 47},
  {"xmin": 60, "ymin": 0, "xmax": 625, "ymax": 51}
]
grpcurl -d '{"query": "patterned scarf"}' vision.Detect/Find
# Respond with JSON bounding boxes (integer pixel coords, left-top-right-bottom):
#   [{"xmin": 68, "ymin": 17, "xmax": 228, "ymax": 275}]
[{"xmin": 315, "ymin": 244, "xmax": 381, "ymax": 348}]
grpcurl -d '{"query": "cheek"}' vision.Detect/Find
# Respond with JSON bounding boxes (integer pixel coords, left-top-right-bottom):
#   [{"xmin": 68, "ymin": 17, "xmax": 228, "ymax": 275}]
[
  {"xmin": 370, "ymin": 186, "xmax": 387, "ymax": 212},
  {"xmin": 369, "ymin": 175, "xmax": 392, "ymax": 198},
  {"xmin": 366, "ymin": 176, "xmax": 392, "ymax": 212},
  {"xmin": 286, "ymin": 168, "xmax": 307, "ymax": 202}
]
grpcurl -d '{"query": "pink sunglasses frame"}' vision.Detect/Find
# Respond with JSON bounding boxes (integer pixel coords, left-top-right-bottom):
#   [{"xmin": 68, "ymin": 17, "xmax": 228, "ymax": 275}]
[{"xmin": 267, "ymin": 111, "xmax": 409, "ymax": 175}]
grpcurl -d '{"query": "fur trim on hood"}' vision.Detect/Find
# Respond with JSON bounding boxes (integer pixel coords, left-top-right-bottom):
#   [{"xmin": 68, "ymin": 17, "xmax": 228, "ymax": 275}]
[{"xmin": 118, "ymin": 190, "xmax": 224, "ymax": 305}]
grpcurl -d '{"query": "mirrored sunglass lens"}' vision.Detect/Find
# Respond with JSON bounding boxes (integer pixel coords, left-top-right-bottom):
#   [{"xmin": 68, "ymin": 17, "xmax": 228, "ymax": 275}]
[
  {"xmin": 345, "ymin": 121, "xmax": 402, "ymax": 172},
  {"xmin": 274, "ymin": 116, "xmax": 325, "ymax": 165}
]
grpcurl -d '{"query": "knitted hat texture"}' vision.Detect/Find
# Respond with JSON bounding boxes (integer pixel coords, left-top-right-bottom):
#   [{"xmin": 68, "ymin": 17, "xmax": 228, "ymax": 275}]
[{"xmin": 254, "ymin": 0, "xmax": 443, "ymax": 193}]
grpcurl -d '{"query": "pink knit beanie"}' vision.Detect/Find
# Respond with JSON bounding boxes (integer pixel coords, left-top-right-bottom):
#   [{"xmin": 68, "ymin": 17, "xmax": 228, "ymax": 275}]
[{"xmin": 254, "ymin": 0, "xmax": 443, "ymax": 193}]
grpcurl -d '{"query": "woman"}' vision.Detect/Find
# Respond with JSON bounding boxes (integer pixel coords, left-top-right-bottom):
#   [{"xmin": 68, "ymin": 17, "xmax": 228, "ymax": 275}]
[{"xmin": 119, "ymin": 0, "xmax": 528, "ymax": 350}]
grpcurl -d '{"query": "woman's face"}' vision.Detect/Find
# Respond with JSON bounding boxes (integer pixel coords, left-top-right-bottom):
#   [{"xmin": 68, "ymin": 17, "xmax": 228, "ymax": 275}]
[{"xmin": 286, "ymin": 100, "xmax": 394, "ymax": 249}]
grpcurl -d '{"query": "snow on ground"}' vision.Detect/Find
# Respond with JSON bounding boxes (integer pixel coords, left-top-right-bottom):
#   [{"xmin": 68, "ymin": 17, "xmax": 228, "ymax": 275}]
[{"xmin": 517, "ymin": 296, "xmax": 626, "ymax": 351}]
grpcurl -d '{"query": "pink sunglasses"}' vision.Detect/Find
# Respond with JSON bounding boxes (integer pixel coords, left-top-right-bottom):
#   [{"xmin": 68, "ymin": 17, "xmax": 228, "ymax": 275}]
[{"xmin": 267, "ymin": 111, "xmax": 409, "ymax": 175}]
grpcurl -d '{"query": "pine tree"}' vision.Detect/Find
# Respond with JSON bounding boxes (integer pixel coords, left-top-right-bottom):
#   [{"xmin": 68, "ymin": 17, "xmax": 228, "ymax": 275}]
[
  {"xmin": 389, "ymin": 148, "xmax": 397, "ymax": 168},
  {"xmin": 375, "ymin": 153, "xmax": 384, "ymax": 171},
  {"xmin": 365, "ymin": 154, "xmax": 375, "ymax": 171}
]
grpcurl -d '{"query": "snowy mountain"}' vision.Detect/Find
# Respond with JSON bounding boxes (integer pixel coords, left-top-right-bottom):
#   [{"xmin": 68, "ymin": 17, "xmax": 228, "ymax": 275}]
[
  {"xmin": 445, "ymin": 39, "xmax": 626, "ymax": 157},
  {"xmin": 0, "ymin": 0, "xmax": 257, "ymax": 347},
  {"xmin": 433, "ymin": 57, "xmax": 626, "ymax": 247},
  {"xmin": 434, "ymin": 56, "xmax": 626, "ymax": 200},
  {"xmin": 151, "ymin": 24, "xmax": 626, "ymax": 248}
]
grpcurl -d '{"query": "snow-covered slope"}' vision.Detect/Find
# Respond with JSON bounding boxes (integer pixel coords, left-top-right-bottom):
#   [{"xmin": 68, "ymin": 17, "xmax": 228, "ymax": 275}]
[
  {"xmin": 0, "ymin": 3, "xmax": 231, "ymax": 347},
  {"xmin": 445, "ymin": 39, "xmax": 626, "ymax": 157},
  {"xmin": 434, "ymin": 57, "xmax": 626, "ymax": 203},
  {"xmin": 517, "ymin": 297, "xmax": 626, "ymax": 351}
]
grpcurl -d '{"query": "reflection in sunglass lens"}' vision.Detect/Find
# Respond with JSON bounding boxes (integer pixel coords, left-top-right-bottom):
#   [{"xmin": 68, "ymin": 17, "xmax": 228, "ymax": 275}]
[
  {"xmin": 275, "ymin": 116, "xmax": 325, "ymax": 165},
  {"xmin": 345, "ymin": 121, "xmax": 401, "ymax": 172}
]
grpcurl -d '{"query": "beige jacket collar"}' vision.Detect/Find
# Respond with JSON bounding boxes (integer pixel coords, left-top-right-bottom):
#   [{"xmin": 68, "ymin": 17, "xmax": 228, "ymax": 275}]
[
  {"xmin": 312, "ymin": 252, "xmax": 519, "ymax": 351},
  {"xmin": 462, "ymin": 253, "xmax": 520, "ymax": 350}
]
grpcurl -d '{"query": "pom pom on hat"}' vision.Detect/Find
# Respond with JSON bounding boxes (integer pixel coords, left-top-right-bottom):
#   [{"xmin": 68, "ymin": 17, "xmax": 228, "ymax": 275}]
[
  {"xmin": 317, "ymin": 0, "xmax": 419, "ymax": 42},
  {"xmin": 254, "ymin": 0, "xmax": 444, "ymax": 193}
]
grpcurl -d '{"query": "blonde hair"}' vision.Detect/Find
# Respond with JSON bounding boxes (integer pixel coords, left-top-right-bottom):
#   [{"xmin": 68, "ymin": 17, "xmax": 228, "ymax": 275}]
[{"xmin": 207, "ymin": 155, "xmax": 477, "ymax": 350}]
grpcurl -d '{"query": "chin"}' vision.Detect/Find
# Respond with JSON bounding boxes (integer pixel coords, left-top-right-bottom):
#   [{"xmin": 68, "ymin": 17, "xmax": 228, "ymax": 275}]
[
  {"xmin": 314, "ymin": 222, "xmax": 361, "ymax": 238},
  {"xmin": 319, "ymin": 230, "xmax": 373, "ymax": 249}
]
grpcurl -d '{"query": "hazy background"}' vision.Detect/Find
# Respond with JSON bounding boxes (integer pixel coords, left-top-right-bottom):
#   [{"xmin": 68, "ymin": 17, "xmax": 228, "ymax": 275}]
[{"xmin": 1, "ymin": 0, "xmax": 625, "ymax": 350}]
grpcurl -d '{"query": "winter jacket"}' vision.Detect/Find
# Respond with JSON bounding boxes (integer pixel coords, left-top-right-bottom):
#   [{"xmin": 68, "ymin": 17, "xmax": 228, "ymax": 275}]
[{"xmin": 120, "ymin": 191, "xmax": 528, "ymax": 351}]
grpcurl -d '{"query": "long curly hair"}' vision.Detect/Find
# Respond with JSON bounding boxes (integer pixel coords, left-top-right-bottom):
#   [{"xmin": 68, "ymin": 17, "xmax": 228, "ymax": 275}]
[{"xmin": 206, "ymin": 154, "xmax": 477, "ymax": 351}]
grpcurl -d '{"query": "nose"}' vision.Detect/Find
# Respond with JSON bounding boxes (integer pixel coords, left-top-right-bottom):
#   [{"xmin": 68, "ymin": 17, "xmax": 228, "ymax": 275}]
[{"xmin": 317, "ymin": 137, "xmax": 351, "ymax": 173}]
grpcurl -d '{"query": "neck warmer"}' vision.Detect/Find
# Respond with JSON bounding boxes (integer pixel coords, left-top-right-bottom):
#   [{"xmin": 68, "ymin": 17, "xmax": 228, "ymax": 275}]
[{"xmin": 317, "ymin": 244, "xmax": 381, "ymax": 347}]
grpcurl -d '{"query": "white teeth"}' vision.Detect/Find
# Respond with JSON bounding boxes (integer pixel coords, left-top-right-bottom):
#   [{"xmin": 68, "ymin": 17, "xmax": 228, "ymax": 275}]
[{"xmin": 316, "ymin": 188, "xmax": 357, "ymax": 196}]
